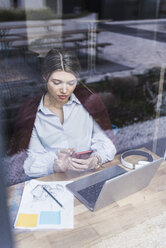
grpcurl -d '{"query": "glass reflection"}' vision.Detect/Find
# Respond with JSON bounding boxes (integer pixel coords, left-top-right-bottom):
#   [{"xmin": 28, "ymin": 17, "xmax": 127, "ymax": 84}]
[{"xmin": 0, "ymin": 0, "xmax": 165, "ymax": 184}]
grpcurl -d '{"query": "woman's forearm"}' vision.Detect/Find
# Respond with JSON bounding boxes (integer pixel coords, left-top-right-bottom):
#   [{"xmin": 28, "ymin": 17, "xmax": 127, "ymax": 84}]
[{"xmin": 23, "ymin": 150, "xmax": 56, "ymax": 177}]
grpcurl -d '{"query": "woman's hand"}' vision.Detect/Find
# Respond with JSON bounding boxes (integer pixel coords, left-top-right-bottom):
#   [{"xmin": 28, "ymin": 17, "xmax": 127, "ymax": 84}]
[
  {"xmin": 54, "ymin": 149, "xmax": 101, "ymax": 172},
  {"xmin": 53, "ymin": 148, "xmax": 74, "ymax": 172},
  {"xmin": 68, "ymin": 155, "xmax": 101, "ymax": 172}
]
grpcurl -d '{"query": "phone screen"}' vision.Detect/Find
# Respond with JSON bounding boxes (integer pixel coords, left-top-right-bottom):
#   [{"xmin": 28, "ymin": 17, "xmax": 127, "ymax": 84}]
[{"xmin": 72, "ymin": 150, "xmax": 93, "ymax": 159}]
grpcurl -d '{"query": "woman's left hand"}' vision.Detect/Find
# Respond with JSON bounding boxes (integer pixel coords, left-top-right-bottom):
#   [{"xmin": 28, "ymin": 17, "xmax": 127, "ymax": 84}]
[
  {"xmin": 68, "ymin": 155, "xmax": 101, "ymax": 172},
  {"xmin": 53, "ymin": 148, "xmax": 74, "ymax": 172}
]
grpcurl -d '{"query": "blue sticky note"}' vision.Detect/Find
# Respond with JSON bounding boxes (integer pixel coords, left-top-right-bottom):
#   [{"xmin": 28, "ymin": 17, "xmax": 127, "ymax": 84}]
[{"xmin": 39, "ymin": 211, "xmax": 61, "ymax": 225}]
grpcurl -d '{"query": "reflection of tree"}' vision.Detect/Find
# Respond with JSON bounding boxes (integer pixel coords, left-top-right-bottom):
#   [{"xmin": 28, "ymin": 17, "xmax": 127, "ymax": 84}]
[
  {"xmin": 152, "ymin": 64, "xmax": 166, "ymax": 153},
  {"xmin": 0, "ymin": 28, "xmax": 10, "ymax": 57},
  {"xmin": 46, "ymin": 0, "xmax": 62, "ymax": 16},
  {"xmin": 89, "ymin": 70, "xmax": 162, "ymax": 127}
]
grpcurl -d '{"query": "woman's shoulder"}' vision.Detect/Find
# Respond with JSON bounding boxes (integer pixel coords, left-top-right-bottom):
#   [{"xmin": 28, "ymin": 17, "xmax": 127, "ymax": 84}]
[
  {"xmin": 75, "ymin": 84, "xmax": 112, "ymax": 131},
  {"xmin": 9, "ymin": 90, "xmax": 45, "ymax": 155},
  {"xmin": 18, "ymin": 91, "xmax": 45, "ymax": 118},
  {"xmin": 75, "ymin": 84, "xmax": 106, "ymax": 115},
  {"xmin": 21, "ymin": 91, "xmax": 44, "ymax": 109}
]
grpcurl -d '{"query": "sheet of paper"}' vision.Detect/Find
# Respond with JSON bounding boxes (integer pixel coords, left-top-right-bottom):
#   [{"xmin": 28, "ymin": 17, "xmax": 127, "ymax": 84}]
[{"xmin": 14, "ymin": 179, "xmax": 74, "ymax": 229}]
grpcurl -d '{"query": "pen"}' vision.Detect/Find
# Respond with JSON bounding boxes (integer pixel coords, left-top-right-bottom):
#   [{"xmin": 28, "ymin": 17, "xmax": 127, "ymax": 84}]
[{"xmin": 42, "ymin": 186, "xmax": 63, "ymax": 208}]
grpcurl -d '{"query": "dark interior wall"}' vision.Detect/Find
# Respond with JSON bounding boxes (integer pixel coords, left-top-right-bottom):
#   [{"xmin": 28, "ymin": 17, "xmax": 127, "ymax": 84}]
[
  {"xmin": 62, "ymin": 0, "xmax": 100, "ymax": 14},
  {"xmin": 101, "ymin": 0, "xmax": 127, "ymax": 20},
  {"xmin": 62, "ymin": 0, "xmax": 75, "ymax": 13},
  {"xmin": 84, "ymin": 0, "xmax": 101, "ymax": 14},
  {"xmin": 62, "ymin": 0, "xmax": 166, "ymax": 20},
  {"xmin": 100, "ymin": 0, "xmax": 164, "ymax": 21},
  {"xmin": 138, "ymin": 0, "xmax": 159, "ymax": 19}
]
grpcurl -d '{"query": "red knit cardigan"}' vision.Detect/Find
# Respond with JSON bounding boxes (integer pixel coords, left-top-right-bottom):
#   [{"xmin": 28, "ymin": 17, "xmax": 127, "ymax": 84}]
[
  {"xmin": 10, "ymin": 85, "xmax": 115, "ymax": 155},
  {"xmin": 5, "ymin": 85, "xmax": 116, "ymax": 185}
]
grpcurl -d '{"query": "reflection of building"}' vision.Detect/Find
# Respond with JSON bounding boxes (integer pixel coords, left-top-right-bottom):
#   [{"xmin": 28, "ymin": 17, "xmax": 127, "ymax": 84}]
[
  {"xmin": 89, "ymin": 0, "xmax": 166, "ymax": 20},
  {"xmin": 63, "ymin": 0, "xmax": 166, "ymax": 20},
  {"xmin": 0, "ymin": 0, "xmax": 45, "ymax": 9},
  {"xmin": 0, "ymin": 0, "xmax": 63, "ymax": 17},
  {"xmin": 100, "ymin": 0, "xmax": 161, "ymax": 20},
  {"xmin": 0, "ymin": 0, "xmax": 11, "ymax": 8},
  {"xmin": 21, "ymin": 0, "xmax": 46, "ymax": 9},
  {"xmin": 0, "ymin": 0, "xmax": 61, "ymax": 11},
  {"xmin": 1, "ymin": 0, "xmax": 166, "ymax": 20}
]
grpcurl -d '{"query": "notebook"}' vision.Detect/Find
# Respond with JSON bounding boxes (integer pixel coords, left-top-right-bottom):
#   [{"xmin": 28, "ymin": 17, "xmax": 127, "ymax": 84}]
[{"xmin": 66, "ymin": 158, "xmax": 163, "ymax": 211}]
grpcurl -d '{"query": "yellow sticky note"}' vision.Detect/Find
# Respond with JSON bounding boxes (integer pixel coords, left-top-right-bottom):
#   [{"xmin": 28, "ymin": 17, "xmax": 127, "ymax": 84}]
[{"xmin": 16, "ymin": 213, "xmax": 38, "ymax": 227}]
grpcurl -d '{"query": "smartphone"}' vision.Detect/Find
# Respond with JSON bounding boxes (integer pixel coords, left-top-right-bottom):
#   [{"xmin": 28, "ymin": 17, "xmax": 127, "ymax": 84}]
[{"xmin": 72, "ymin": 150, "xmax": 93, "ymax": 159}]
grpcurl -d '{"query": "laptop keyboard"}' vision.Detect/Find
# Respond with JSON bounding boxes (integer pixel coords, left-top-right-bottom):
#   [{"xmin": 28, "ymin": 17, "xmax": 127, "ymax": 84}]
[
  {"xmin": 78, "ymin": 180, "xmax": 106, "ymax": 204},
  {"xmin": 77, "ymin": 166, "xmax": 127, "ymax": 205}
]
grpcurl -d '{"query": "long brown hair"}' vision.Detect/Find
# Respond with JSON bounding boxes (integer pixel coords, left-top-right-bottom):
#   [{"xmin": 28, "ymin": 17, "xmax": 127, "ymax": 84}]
[{"xmin": 42, "ymin": 48, "xmax": 81, "ymax": 82}]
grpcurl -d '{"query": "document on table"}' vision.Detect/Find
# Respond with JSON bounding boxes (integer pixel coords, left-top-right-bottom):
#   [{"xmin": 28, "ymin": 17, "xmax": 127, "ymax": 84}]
[{"xmin": 14, "ymin": 179, "xmax": 74, "ymax": 229}]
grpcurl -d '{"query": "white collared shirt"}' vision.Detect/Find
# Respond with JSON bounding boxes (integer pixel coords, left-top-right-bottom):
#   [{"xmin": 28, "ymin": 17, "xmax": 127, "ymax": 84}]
[{"xmin": 23, "ymin": 94, "xmax": 116, "ymax": 177}]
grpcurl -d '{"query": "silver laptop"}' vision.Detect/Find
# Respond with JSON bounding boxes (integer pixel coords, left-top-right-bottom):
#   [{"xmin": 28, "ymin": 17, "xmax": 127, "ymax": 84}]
[{"xmin": 66, "ymin": 158, "xmax": 163, "ymax": 211}]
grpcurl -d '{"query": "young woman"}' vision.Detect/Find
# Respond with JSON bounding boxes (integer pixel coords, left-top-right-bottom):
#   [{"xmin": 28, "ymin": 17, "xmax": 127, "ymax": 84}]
[{"xmin": 9, "ymin": 48, "xmax": 116, "ymax": 180}]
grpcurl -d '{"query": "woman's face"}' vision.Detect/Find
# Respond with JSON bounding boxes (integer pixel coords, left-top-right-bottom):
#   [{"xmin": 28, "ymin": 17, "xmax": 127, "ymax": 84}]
[{"xmin": 47, "ymin": 70, "xmax": 77, "ymax": 105}]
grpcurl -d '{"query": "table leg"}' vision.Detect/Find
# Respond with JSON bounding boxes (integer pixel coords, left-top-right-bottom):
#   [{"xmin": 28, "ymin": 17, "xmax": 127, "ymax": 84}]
[{"xmin": 87, "ymin": 22, "xmax": 97, "ymax": 75}]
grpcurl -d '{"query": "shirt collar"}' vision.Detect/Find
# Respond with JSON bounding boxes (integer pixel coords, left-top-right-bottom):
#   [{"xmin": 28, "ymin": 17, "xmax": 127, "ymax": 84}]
[
  {"xmin": 67, "ymin": 93, "xmax": 81, "ymax": 105},
  {"xmin": 38, "ymin": 95, "xmax": 45, "ymax": 112},
  {"xmin": 38, "ymin": 93, "xmax": 81, "ymax": 112}
]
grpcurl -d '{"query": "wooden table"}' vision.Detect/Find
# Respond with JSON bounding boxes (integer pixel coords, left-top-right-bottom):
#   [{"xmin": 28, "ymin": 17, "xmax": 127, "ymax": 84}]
[{"xmin": 8, "ymin": 149, "xmax": 166, "ymax": 248}]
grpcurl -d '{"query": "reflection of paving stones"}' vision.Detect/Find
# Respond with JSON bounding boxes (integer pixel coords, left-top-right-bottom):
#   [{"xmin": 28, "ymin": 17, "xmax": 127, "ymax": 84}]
[
  {"xmin": 100, "ymin": 23, "xmax": 166, "ymax": 43},
  {"xmin": 128, "ymin": 23, "xmax": 166, "ymax": 34},
  {"xmin": 80, "ymin": 57, "xmax": 132, "ymax": 76},
  {"xmin": 0, "ymin": 56, "xmax": 41, "ymax": 83}
]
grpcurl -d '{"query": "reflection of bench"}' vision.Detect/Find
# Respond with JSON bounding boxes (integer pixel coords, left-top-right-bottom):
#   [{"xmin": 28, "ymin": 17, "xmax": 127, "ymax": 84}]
[
  {"xmin": 1, "ymin": 27, "xmax": 104, "ymax": 50},
  {"xmin": 28, "ymin": 42, "xmax": 112, "ymax": 58},
  {"xmin": 12, "ymin": 37, "xmax": 87, "ymax": 50},
  {"xmin": 0, "ymin": 25, "xmax": 108, "ymax": 63},
  {"xmin": 0, "ymin": 22, "xmax": 62, "ymax": 31},
  {"xmin": 19, "ymin": 28, "xmax": 102, "ymax": 39},
  {"xmin": 24, "ymin": 41, "xmax": 112, "ymax": 72},
  {"xmin": 0, "ymin": 21, "xmax": 62, "ymax": 55}
]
